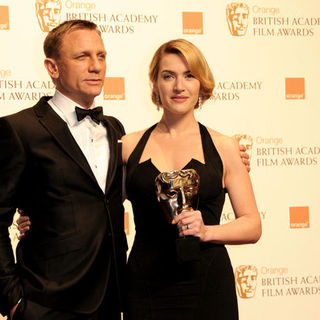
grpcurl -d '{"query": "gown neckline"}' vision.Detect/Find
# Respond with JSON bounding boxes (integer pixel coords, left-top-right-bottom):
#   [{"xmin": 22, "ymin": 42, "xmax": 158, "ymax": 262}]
[
  {"xmin": 136, "ymin": 122, "xmax": 206, "ymax": 174},
  {"xmin": 138, "ymin": 158, "xmax": 206, "ymax": 174}
]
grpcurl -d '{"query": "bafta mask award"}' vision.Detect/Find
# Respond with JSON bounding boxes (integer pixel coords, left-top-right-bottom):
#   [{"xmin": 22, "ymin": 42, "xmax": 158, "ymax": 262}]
[
  {"xmin": 155, "ymin": 169, "xmax": 200, "ymax": 223},
  {"xmin": 155, "ymin": 168, "xmax": 201, "ymax": 262}
]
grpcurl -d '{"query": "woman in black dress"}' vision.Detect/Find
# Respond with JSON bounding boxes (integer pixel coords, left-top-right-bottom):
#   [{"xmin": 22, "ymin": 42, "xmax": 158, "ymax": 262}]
[{"xmin": 122, "ymin": 39, "xmax": 261, "ymax": 320}]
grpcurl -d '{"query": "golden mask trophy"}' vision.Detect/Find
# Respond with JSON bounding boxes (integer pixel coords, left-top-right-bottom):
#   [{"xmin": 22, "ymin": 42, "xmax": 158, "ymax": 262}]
[
  {"xmin": 155, "ymin": 169, "xmax": 200, "ymax": 222},
  {"xmin": 155, "ymin": 169, "xmax": 200, "ymax": 262}
]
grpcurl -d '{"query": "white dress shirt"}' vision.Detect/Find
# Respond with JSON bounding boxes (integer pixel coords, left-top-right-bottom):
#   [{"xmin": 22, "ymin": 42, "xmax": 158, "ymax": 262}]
[{"xmin": 48, "ymin": 90, "xmax": 109, "ymax": 193}]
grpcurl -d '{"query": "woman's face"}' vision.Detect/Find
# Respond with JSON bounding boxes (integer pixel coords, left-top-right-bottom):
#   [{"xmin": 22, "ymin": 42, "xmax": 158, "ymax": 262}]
[{"xmin": 155, "ymin": 53, "xmax": 200, "ymax": 116}]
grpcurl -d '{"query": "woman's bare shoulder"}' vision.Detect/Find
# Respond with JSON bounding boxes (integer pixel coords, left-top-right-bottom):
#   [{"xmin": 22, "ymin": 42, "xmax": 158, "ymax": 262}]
[
  {"xmin": 121, "ymin": 129, "xmax": 148, "ymax": 163},
  {"xmin": 206, "ymin": 126, "xmax": 240, "ymax": 160},
  {"xmin": 121, "ymin": 129, "xmax": 146, "ymax": 144}
]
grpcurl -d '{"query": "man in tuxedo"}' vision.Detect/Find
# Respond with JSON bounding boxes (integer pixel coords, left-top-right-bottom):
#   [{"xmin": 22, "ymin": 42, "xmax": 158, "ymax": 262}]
[{"xmin": 0, "ymin": 19, "xmax": 126, "ymax": 319}]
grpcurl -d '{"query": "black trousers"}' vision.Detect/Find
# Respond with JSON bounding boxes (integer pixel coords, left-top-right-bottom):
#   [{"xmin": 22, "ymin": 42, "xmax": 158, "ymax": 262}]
[
  {"xmin": 13, "ymin": 297, "xmax": 121, "ymax": 320},
  {"xmin": 13, "ymin": 269, "xmax": 121, "ymax": 320}
]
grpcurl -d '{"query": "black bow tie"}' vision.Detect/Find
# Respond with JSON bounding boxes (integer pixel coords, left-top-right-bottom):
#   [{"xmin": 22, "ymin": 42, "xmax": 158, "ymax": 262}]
[{"xmin": 75, "ymin": 106, "xmax": 104, "ymax": 124}]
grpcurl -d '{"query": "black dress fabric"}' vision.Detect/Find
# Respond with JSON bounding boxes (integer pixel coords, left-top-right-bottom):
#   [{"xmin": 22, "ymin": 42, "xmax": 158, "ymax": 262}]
[{"xmin": 125, "ymin": 123, "xmax": 238, "ymax": 320}]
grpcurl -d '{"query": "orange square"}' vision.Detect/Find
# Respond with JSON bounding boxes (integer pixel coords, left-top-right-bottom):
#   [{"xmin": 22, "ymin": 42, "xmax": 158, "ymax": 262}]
[
  {"xmin": 124, "ymin": 212, "xmax": 130, "ymax": 235},
  {"xmin": 285, "ymin": 78, "xmax": 305, "ymax": 100},
  {"xmin": 103, "ymin": 77, "xmax": 125, "ymax": 100},
  {"xmin": 289, "ymin": 206, "xmax": 309, "ymax": 229},
  {"xmin": 0, "ymin": 6, "xmax": 10, "ymax": 30},
  {"xmin": 182, "ymin": 12, "xmax": 203, "ymax": 35}
]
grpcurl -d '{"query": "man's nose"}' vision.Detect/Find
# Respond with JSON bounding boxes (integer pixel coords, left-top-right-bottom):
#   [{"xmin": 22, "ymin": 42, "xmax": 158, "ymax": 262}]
[{"xmin": 89, "ymin": 57, "xmax": 103, "ymax": 72}]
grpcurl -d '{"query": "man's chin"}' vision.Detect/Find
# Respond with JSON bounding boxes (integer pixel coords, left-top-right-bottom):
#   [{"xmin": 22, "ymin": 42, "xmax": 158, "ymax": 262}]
[{"xmin": 85, "ymin": 88, "xmax": 103, "ymax": 98}]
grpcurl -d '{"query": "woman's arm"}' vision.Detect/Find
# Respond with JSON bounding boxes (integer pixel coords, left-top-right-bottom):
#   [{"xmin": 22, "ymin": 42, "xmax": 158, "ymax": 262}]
[
  {"xmin": 173, "ymin": 134, "xmax": 261, "ymax": 245},
  {"xmin": 204, "ymin": 135, "xmax": 261, "ymax": 244}
]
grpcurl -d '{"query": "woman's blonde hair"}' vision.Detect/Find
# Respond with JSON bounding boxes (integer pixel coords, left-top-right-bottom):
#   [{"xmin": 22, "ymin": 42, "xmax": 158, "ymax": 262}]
[{"xmin": 149, "ymin": 39, "xmax": 215, "ymax": 108}]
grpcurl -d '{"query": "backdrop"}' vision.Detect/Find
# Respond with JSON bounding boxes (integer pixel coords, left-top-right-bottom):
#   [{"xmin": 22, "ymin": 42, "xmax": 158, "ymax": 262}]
[{"xmin": 0, "ymin": 0, "xmax": 319, "ymax": 319}]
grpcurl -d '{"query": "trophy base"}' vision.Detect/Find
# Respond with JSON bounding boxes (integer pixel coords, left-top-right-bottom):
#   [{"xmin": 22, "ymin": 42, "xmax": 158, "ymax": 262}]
[{"xmin": 175, "ymin": 236, "xmax": 200, "ymax": 263}]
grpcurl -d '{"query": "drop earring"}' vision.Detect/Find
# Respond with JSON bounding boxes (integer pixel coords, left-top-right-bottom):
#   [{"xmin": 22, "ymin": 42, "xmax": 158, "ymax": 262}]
[
  {"xmin": 198, "ymin": 93, "xmax": 203, "ymax": 109},
  {"xmin": 156, "ymin": 93, "xmax": 161, "ymax": 111}
]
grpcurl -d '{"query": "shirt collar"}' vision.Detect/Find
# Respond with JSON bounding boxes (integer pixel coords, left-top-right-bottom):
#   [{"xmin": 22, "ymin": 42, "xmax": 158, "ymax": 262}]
[{"xmin": 50, "ymin": 90, "xmax": 101, "ymax": 127}]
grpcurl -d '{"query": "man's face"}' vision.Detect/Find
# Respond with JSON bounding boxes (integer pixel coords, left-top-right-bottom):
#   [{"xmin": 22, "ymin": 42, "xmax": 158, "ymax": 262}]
[
  {"xmin": 49, "ymin": 29, "xmax": 106, "ymax": 109},
  {"xmin": 237, "ymin": 269, "xmax": 257, "ymax": 298},
  {"xmin": 37, "ymin": 1, "xmax": 61, "ymax": 32},
  {"xmin": 228, "ymin": 6, "xmax": 249, "ymax": 36}
]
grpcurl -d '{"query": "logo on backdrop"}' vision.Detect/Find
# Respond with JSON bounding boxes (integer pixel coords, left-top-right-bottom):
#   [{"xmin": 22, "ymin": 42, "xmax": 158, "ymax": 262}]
[
  {"xmin": 285, "ymin": 78, "xmax": 305, "ymax": 100},
  {"xmin": 226, "ymin": 3, "xmax": 249, "ymax": 36},
  {"xmin": 0, "ymin": 6, "xmax": 10, "ymax": 30},
  {"xmin": 212, "ymin": 80, "xmax": 263, "ymax": 102},
  {"xmin": 103, "ymin": 77, "xmax": 125, "ymax": 100},
  {"xmin": 221, "ymin": 210, "xmax": 266, "ymax": 224},
  {"xmin": 226, "ymin": 3, "xmax": 319, "ymax": 37},
  {"xmin": 182, "ymin": 12, "xmax": 203, "ymax": 35},
  {"xmin": 0, "ymin": 69, "xmax": 55, "ymax": 102},
  {"xmin": 34, "ymin": 0, "xmax": 158, "ymax": 34},
  {"xmin": 229, "ymin": 134, "xmax": 320, "ymax": 168},
  {"xmin": 35, "ymin": 0, "xmax": 62, "ymax": 32},
  {"xmin": 236, "ymin": 265, "xmax": 320, "ymax": 298},
  {"xmin": 235, "ymin": 265, "xmax": 258, "ymax": 298},
  {"xmin": 228, "ymin": 134, "xmax": 319, "ymax": 168},
  {"xmin": 260, "ymin": 266, "xmax": 320, "ymax": 297},
  {"xmin": 289, "ymin": 206, "xmax": 309, "ymax": 229}
]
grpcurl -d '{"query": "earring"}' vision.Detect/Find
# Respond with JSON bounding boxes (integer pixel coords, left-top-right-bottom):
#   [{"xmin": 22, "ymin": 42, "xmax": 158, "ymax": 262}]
[
  {"xmin": 156, "ymin": 93, "xmax": 161, "ymax": 111},
  {"xmin": 198, "ymin": 93, "xmax": 203, "ymax": 109}
]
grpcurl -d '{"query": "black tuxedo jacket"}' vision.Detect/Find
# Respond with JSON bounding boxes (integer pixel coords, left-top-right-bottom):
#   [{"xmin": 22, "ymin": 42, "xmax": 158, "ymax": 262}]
[{"xmin": 0, "ymin": 97, "xmax": 127, "ymax": 316}]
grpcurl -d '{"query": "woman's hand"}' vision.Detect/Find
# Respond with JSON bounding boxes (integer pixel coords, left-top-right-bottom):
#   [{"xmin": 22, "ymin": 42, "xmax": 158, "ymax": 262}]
[{"xmin": 172, "ymin": 209, "xmax": 207, "ymax": 241}]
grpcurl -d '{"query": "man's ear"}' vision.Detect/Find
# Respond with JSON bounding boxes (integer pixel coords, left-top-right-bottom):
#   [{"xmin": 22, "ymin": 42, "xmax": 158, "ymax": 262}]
[{"xmin": 44, "ymin": 58, "xmax": 59, "ymax": 80}]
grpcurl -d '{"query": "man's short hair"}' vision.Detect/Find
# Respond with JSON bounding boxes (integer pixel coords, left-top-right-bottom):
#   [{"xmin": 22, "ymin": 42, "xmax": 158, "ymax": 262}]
[{"xmin": 44, "ymin": 19, "xmax": 101, "ymax": 59}]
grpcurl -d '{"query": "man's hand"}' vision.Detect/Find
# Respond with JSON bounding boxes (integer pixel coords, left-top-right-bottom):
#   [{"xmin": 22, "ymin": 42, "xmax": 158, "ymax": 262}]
[
  {"xmin": 239, "ymin": 144, "xmax": 251, "ymax": 172},
  {"xmin": 17, "ymin": 210, "xmax": 31, "ymax": 240}
]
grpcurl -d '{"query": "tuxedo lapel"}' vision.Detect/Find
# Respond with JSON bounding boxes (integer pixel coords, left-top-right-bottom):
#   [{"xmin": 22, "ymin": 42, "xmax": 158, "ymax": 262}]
[
  {"xmin": 33, "ymin": 98, "xmax": 100, "ymax": 189},
  {"xmin": 103, "ymin": 117, "xmax": 120, "ymax": 195}
]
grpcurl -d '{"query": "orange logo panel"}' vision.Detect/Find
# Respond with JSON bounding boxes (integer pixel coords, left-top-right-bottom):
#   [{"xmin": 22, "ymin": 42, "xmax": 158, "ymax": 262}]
[
  {"xmin": 103, "ymin": 77, "xmax": 125, "ymax": 100},
  {"xmin": 182, "ymin": 12, "xmax": 203, "ymax": 35},
  {"xmin": 285, "ymin": 78, "xmax": 305, "ymax": 100},
  {"xmin": 289, "ymin": 206, "xmax": 309, "ymax": 228},
  {"xmin": 0, "ymin": 6, "xmax": 10, "ymax": 30}
]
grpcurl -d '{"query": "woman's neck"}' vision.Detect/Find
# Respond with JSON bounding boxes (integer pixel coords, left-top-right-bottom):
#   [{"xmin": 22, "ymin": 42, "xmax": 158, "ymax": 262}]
[{"xmin": 157, "ymin": 112, "xmax": 198, "ymax": 137}]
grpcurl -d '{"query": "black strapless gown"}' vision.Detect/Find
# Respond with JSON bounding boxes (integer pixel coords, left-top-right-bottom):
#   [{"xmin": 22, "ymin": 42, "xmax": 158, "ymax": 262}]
[{"xmin": 125, "ymin": 123, "xmax": 238, "ymax": 320}]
